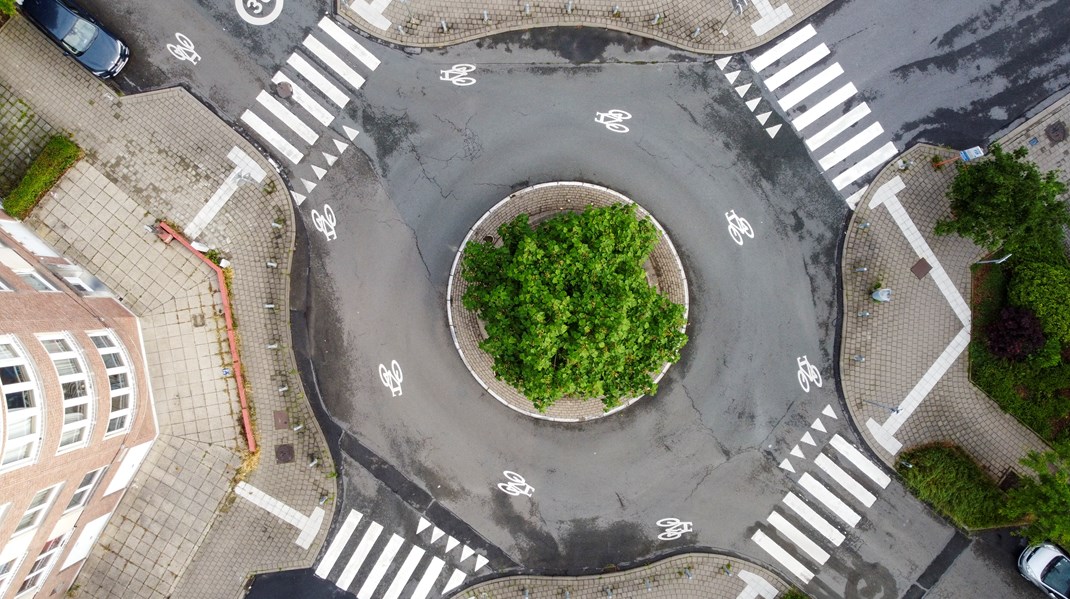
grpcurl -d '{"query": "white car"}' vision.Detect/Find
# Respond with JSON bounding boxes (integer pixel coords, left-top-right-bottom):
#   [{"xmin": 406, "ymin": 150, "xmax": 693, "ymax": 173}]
[{"xmin": 1020, "ymin": 543, "xmax": 1070, "ymax": 599}]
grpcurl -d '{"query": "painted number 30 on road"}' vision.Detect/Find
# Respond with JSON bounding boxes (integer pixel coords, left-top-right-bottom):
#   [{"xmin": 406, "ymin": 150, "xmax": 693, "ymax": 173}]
[{"xmin": 236, "ymin": 0, "xmax": 284, "ymax": 26}]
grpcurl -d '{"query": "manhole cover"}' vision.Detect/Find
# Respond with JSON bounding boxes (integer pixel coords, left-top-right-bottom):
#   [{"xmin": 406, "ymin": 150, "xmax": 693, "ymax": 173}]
[
  {"xmin": 273, "ymin": 410, "xmax": 289, "ymax": 430},
  {"xmin": 911, "ymin": 258, "xmax": 932, "ymax": 279},
  {"xmin": 275, "ymin": 81, "xmax": 293, "ymax": 99},
  {"xmin": 275, "ymin": 444, "xmax": 294, "ymax": 464},
  {"xmin": 1046, "ymin": 121, "xmax": 1067, "ymax": 143}
]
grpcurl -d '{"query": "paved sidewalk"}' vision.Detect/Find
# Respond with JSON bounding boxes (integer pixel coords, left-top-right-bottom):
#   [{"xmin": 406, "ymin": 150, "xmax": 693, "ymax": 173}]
[
  {"xmin": 337, "ymin": 0, "xmax": 830, "ymax": 54},
  {"xmin": 839, "ymin": 91, "xmax": 1070, "ymax": 479},
  {"xmin": 0, "ymin": 15, "xmax": 336, "ymax": 599}
]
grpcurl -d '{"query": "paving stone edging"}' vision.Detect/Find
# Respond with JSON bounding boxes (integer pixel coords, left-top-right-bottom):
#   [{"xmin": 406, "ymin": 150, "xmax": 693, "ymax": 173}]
[{"xmin": 446, "ymin": 181, "xmax": 688, "ymax": 422}]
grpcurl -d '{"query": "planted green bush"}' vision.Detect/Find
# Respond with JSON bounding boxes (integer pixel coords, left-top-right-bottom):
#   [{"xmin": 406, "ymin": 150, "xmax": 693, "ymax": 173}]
[
  {"xmin": 2, "ymin": 135, "xmax": 82, "ymax": 219},
  {"xmin": 897, "ymin": 444, "xmax": 1012, "ymax": 530},
  {"xmin": 0, "ymin": 0, "xmax": 15, "ymax": 17},
  {"xmin": 1010, "ymin": 262, "xmax": 1070, "ymax": 345}
]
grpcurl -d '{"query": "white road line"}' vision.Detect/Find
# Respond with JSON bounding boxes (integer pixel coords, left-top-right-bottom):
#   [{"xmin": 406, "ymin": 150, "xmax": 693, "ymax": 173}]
[
  {"xmin": 831, "ymin": 141, "xmax": 898, "ymax": 190},
  {"xmin": 318, "ymin": 17, "xmax": 381, "ymax": 71},
  {"xmin": 799, "ymin": 472, "xmax": 861, "ymax": 527},
  {"xmin": 357, "ymin": 534, "xmax": 405, "ymax": 599},
  {"xmin": 442, "ymin": 569, "xmax": 467, "ymax": 594},
  {"xmin": 818, "ymin": 121, "xmax": 884, "ymax": 170},
  {"xmin": 768, "ymin": 511, "xmax": 830, "ymax": 564},
  {"xmin": 844, "ymin": 184, "xmax": 869, "ymax": 210},
  {"xmin": 783, "ymin": 492, "xmax": 845, "ymax": 546},
  {"xmin": 336, "ymin": 521, "xmax": 384, "ymax": 591},
  {"xmin": 792, "ymin": 83, "xmax": 856, "ymax": 131},
  {"xmin": 830, "ymin": 434, "xmax": 891, "ymax": 488},
  {"xmin": 272, "ymin": 72, "xmax": 334, "ymax": 127},
  {"xmin": 750, "ymin": 24, "xmax": 816, "ymax": 73},
  {"xmin": 240, "ymin": 110, "xmax": 304, "ymax": 164},
  {"xmin": 752, "ymin": 529, "xmax": 814, "ymax": 584},
  {"xmin": 303, "ymin": 36, "xmax": 366, "ymax": 91},
  {"xmin": 805, "ymin": 103, "xmax": 871, "ymax": 151},
  {"xmin": 381, "ymin": 546, "xmax": 425, "ymax": 599},
  {"xmin": 287, "ymin": 53, "xmax": 349, "ymax": 108},
  {"xmin": 764, "ymin": 44, "xmax": 830, "ymax": 91},
  {"xmin": 256, "ymin": 91, "xmax": 319, "ymax": 145},
  {"xmin": 410, "ymin": 556, "xmax": 445, "ymax": 599},
  {"xmin": 779, "ymin": 63, "xmax": 843, "ymax": 111},
  {"xmin": 815, "ymin": 453, "xmax": 877, "ymax": 507},
  {"xmin": 315, "ymin": 510, "xmax": 363, "ymax": 579}
]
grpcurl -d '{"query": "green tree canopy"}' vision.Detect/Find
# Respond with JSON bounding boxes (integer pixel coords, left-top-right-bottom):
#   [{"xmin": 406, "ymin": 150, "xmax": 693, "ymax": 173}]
[
  {"xmin": 1003, "ymin": 445, "xmax": 1070, "ymax": 547},
  {"xmin": 461, "ymin": 203, "xmax": 688, "ymax": 412},
  {"xmin": 1010, "ymin": 262, "xmax": 1070, "ymax": 344},
  {"xmin": 934, "ymin": 144, "xmax": 1070, "ymax": 262}
]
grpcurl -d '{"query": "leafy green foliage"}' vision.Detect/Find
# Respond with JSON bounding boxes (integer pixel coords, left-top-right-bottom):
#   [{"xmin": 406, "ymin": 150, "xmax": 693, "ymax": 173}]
[
  {"xmin": 2, "ymin": 135, "xmax": 82, "ymax": 219},
  {"xmin": 934, "ymin": 144, "xmax": 1070, "ymax": 262},
  {"xmin": 1004, "ymin": 444, "xmax": 1070, "ymax": 546},
  {"xmin": 0, "ymin": 0, "xmax": 15, "ymax": 17},
  {"xmin": 461, "ymin": 203, "xmax": 687, "ymax": 411},
  {"xmin": 1010, "ymin": 262, "xmax": 1070, "ymax": 345},
  {"xmin": 898, "ymin": 444, "xmax": 1012, "ymax": 530},
  {"xmin": 986, "ymin": 306, "xmax": 1046, "ymax": 362},
  {"xmin": 780, "ymin": 589, "xmax": 811, "ymax": 599}
]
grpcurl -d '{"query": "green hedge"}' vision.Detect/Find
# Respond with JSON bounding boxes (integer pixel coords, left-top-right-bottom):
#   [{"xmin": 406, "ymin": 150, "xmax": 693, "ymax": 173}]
[
  {"xmin": 897, "ymin": 444, "xmax": 1013, "ymax": 530},
  {"xmin": 1010, "ymin": 262, "xmax": 1070, "ymax": 345},
  {"xmin": 0, "ymin": 0, "xmax": 15, "ymax": 17},
  {"xmin": 2, "ymin": 135, "xmax": 82, "ymax": 219}
]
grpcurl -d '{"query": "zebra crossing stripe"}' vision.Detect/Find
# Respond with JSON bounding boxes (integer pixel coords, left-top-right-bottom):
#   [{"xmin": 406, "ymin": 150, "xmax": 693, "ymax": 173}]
[
  {"xmin": 750, "ymin": 24, "xmax": 816, "ymax": 73},
  {"xmin": 844, "ymin": 185, "xmax": 869, "ymax": 210},
  {"xmin": 272, "ymin": 72, "xmax": 334, "ymax": 127},
  {"xmin": 240, "ymin": 110, "xmax": 304, "ymax": 164},
  {"xmin": 336, "ymin": 521, "xmax": 384, "ymax": 590},
  {"xmin": 356, "ymin": 534, "xmax": 405, "ymax": 599},
  {"xmin": 411, "ymin": 556, "xmax": 446, "ymax": 599},
  {"xmin": 778, "ymin": 63, "xmax": 843, "ymax": 111},
  {"xmin": 752, "ymin": 529, "xmax": 814, "ymax": 584},
  {"xmin": 303, "ymin": 36, "xmax": 367, "ymax": 91},
  {"xmin": 799, "ymin": 472, "xmax": 861, "ymax": 527},
  {"xmin": 783, "ymin": 492, "xmax": 845, "ymax": 546},
  {"xmin": 815, "ymin": 453, "xmax": 877, "ymax": 507},
  {"xmin": 256, "ymin": 91, "xmax": 319, "ymax": 145},
  {"xmin": 831, "ymin": 142, "xmax": 898, "ymax": 190},
  {"xmin": 318, "ymin": 17, "xmax": 381, "ymax": 71},
  {"xmin": 381, "ymin": 546, "xmax": 426, "ymax": 599},
  {"xmin": 764, "ymin": 44, "xmax": 830, "ymax": 91},
  {"xmin": 315, "ymin": 510, "xmax": 362, "ymax": 578},
  {"xmin": 805, "ymin": 103, "xmax": 871, "ymax": 151},
  {"xmin": 791, "ymin": 83, "xmax": 856, "ymax": 131},
  {"xmin": 287, "ymin": 53, "xmax": 349, "ymax": 108},
  {"xmin": 830, "ymin": 434, "xmax": 891, "ymax": 488},
  {"xmin": 817, "ymin": 121, "xmax": 884, "ymax": 170},
  {"xmin": 442, "ymin": 569, "xmax": 467, "ymax": 594},
  {"xmin": 768, "ymin": 510, "xmax": 830, "ymax": 564}
]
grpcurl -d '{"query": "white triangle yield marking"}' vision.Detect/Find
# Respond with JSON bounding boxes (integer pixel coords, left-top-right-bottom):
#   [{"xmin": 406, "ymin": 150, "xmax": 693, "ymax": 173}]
[
  {"xmin": 823, "ymin": 404, "xmax": 838, "ymax": 419},
  {"xmin": 292, "ymin": 192, "xmax": 306, "ymax": 206},
  {"xmin": 474, "ymin": 554, "xmax": 489, "ymax": 571},
  {"xmin": 715, "ymin": 56, "xmax": 732, "ymax": 70},
  {"xmin": 417, "ymin": 517, "xmax": 431, "ymax": 534},
  {"xmin": 333, "ymin": 139, "xmax": 349, "ymax": 153},
  {"xmin": 812, "ymin": 418, "xmax": 827, "ymax": 433},
  {"xmin": 442, "ymin": 569, "xmax": 467, "ymax": 594},
  {"xmin": 725, "ymin": 70, "xmax": 740, "ymax": 84},
  {"xmin": 302, "ymin": 179, "xmax": 317, "ymax": 193},
  {"xmin": 779, "ymin": 459, "xmax": 795, "ymax": 473},
  {"xmin": 312, "ymin": 164, "xmax": 327, "ymax": 180},
  {"xmin": 801, "ymin": 432, "xmax": 815, "ymax": 446},
  {"xmin": 445, "ymin": 536, "xmax": 459, "ymax": 553},
  {"xmin": 460, "ymin": 545, "xmax": 474, "ymax": 562},
  {"xmin": 745, "ymin": 98, "xmax": 761, "ymax": 112},
  {"xmin": 322, "ymin": 151, "xmax": 338, "ymax": 166},
  {"xmin": 766, "ymin": 124, "xmax": 782, "ymax": 138},
  {"xmin": 343, "ymin": 125, "xmax": 360, "ymax": 140},
  {"xmin": 756, "ymin": 111, "xmax": 770, "ymax": 125},
  {"xmin": 431, "ymin": 527, "xmax": 445, "ymax": 543},
  {"xmin": 790, "ymin": 445, "xmax": 804, "ymax": 459},
  {"xmin": 735, "ymin": 83, "xmax": 752, "ymax": 97}
]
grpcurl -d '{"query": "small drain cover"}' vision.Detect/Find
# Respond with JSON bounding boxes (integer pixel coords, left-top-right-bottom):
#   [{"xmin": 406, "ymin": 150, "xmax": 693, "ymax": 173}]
[
  {"xmin": 1046, "ymin": 121, "xmax": 1067, "ymax": 143},
  {"xmin": 275, "ymin": 444, "xmax": 294, "ymax": 464}
]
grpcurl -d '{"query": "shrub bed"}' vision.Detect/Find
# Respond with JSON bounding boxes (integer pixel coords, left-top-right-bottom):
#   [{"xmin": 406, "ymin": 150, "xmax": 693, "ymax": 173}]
[
  {"xmin": 2, "ymin": 135, "xmax": 82, "ymax": 219},
  {"xmin": 897, "ymin": 444, "xmax": 1013, "ymax": 530}
]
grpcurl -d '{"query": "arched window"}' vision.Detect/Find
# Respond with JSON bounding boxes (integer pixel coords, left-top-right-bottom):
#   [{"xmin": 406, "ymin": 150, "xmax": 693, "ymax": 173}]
[
  {"xmin": 0, "ymin": 336, "xmax": 43, "ymax": 470},
  {"xmin": 86, "ymin": 331, "xmax": 133, "ymax": 437},
  {"xmin": 38, "ymin": 333, "xmax": 94, "ymax": 452}
]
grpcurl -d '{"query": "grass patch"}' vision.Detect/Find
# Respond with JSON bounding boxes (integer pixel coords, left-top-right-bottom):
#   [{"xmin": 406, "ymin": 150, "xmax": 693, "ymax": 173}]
[
  {"xmin": 0, "ymin": 0, "xmax": 14, "ymax": 18},
  {"xmin": 897, "ymin": 444, "xmax": 1013, "ymax": 529},
  {"xmin": 780, "ymin": 589, "xmax": 810, "ymax": 599},
  {"xmin": 2, "ymin": 135, "xmax": 82, "ymax": 219},
  {"xmin": 969, "ymin": 263, "xmax": 1070, "ymax": 443}
]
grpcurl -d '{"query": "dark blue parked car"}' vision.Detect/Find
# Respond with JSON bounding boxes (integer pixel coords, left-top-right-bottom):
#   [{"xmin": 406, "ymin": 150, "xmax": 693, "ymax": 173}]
[{"xmin": 17, "ymin": 0, "xmax": 128, "ymax": 78}]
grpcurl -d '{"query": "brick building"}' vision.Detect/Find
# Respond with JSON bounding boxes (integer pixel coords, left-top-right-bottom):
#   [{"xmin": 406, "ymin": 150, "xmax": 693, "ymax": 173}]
[{"xmin": 0, "ymin": 214, "xmax": 156, "ymax": 599}]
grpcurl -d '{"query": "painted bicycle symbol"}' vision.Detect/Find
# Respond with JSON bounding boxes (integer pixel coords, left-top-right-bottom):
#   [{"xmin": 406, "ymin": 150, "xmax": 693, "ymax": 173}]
[
  {"xmin": 497, "ymin": 471, "xmax": 534, "ymax": 497},
  {"xmin": 235, "ymin": 0, "xmax": 283, "ymax": 26},
  {"xmin": 311, "ymin": 204, "xmax": 337, "ymax": 242},
  {"xmin": 797, "ymin": 355, "xmax": 823, "ymax": 393},
  {"xmin": 595, "ymin": 109, "xmax": 632, "ymax": 133},
  {"xmin": 725, "ymin": 210, "xmax": 754, "ymax": 246},
  {"xmin": 440, "ymin": 64, "xmax": 477, "ymax": 86},
  {"xmin": 166, "ymin": 33, "xmax": 200, "ymax": 65},
  {"xmin": 379, "ymin": 360, "xmax": 403, "ymax": 396},
  {"xmin": 656, "ymin": 517, "xmax": 694, "ymax": 541}
]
